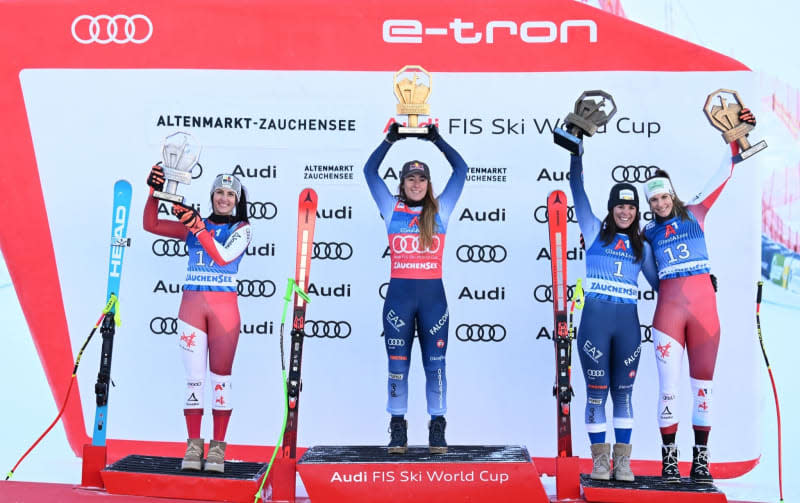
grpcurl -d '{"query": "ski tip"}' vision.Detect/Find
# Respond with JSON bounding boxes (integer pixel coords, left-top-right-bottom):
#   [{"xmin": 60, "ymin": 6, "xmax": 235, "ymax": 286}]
[
  {"xmin": 547, "ymin": 190, "xmax": 567, "ymax": 204},
  {"xmin": 300, "ymin": 187, "xmax": 318, "ymax": 203}
]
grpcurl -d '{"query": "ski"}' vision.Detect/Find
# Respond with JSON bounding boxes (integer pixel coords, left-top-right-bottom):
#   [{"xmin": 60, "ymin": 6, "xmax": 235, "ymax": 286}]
[
  {"xmin": 91, "ymin": 180, "xmax": 132, "ymax": 446},
  {"xmin": 547, "ymin": 190, "xmax": 573, "ymax": 458},
  {"xmin": 281, "ymin": 188, "xmax": 318, "ymax": 459}
]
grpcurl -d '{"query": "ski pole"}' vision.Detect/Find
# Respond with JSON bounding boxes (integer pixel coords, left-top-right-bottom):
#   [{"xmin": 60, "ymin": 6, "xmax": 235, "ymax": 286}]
[
  {"xmin": 5, "ymin": 295, "xmax": 119, "ymax": 480},
  {"xmin": 756, "ymin": 281, "xmax": 783, "ymax": 502},
  {"xmin": 254, "ymin": 279, "xmax": 310, "ymax": 503}
]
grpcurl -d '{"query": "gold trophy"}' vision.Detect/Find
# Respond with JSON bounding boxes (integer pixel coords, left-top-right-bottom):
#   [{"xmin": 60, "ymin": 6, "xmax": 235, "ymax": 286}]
[
  {"xmin": 704, "ymin": 89, "xmax": 767, "ymax": 163},
  {"xmin": 394, "ymin": 65, "xmax": 432, "ymax": 136}
]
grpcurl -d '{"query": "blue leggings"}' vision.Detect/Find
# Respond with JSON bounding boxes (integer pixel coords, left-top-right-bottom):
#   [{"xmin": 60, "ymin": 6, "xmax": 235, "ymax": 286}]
[
  {"xmin": 577, "ymin": 298, "xmax": 641, "ymax": 440},
  {"xmin": 382, "ymin": 278, "xmax": 449, "ymax": 416}
]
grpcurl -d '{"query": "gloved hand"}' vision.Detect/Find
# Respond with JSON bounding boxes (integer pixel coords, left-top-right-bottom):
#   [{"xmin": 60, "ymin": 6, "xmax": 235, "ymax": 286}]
[
  {"xmin": 422, "ymin": 124, "xmax": 440, "ymax": 142},
  {"xmin": 147, "ymin": 165, "xmax": 165, "ymax": 192},
  {"xmin": 739, "ymin": 108, "xmax": 756, "ymax": 126},
  {"xmin": 172, "ymin": 204, "xmax": 206, "ymax": 235},
  {"xmin": 385, "ymin": 122, "xmax": 405, "ymax": 144}
]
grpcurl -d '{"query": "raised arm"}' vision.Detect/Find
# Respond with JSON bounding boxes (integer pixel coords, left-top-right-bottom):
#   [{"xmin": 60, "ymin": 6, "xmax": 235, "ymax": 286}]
[
  {"xmin": 686, "ymin": 143, "xmax": 739, "ymax": 229},
  {"xmin": 363, "ymin": 137, "xmax": 397, "ymax": 227},
  {"xmin": 568, "ymin": 154, "xmax": 602, "ymax": 246},
  {"xmin": 143, "ymin": 187, "xmax": 189, "ymax": 240},
  {"xmin": 432, "ymin": 132, "xmax": 468, "ymax": 226}
]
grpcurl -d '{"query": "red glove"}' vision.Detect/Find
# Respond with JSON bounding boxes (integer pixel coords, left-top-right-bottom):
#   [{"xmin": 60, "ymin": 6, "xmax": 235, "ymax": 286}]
[
  {"xmin": 147, "ymin": 165, "xmax": 165, "ymax": 192},
  {"xmin": 172, "ymin": 204, "xmax": 206, "ymax": 235},
  {"xmin": 739, "ymin": 108, "xmax": 756, "ymax": 126}
]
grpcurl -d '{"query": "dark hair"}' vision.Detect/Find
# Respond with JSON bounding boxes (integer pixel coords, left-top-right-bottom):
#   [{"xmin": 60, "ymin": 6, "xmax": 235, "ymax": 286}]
[
  {"xmin": 209, "ymin": 187, "xmax": 249, "ymax": 225},
  {"xmin": 599, "ymin": 207, "xmax": 644, "ymax": 262},
  {"xmin": 645, "ymin": 169, "xmax": 689, "ymax": 221},
  {"xmin": 398, "ymin": 180, "xmax": 439, "ymax": 251}
]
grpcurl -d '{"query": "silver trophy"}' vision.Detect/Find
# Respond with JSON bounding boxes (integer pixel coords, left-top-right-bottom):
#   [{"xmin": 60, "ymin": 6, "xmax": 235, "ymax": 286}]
[
  {"xmin": 153, "ymin": 132, "xmax": 201, "ymax": 204},
  {"xmin": 554, "ymin": 90, "xmax": 617, "ymax": 155}
]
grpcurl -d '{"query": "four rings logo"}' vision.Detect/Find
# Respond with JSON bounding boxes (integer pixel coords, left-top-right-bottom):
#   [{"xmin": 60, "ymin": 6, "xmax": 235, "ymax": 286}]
[
  {"xmin": 237, "ymin": 279, "xmax": 276, "ymax": 298},
  {"xmin": 456, "ymin": 323, "xmax": 506, "ymax": 342},
  {"xmin": 533, "ymin": 284, "xmax": 577, "ymax": 303},
  {"xmin": 612, "ymin": 165, "xmax": 659, "ymax": 183},
  {"xmin": 72, "ymin": 14, "xmax": 153, "ymax": 44},
  {"xmin": 456, "ymin": 244, "xmax": 507, "ymax": 263},
  {"xmin": 534, "ymin": 205, "xmax": 578, "ymax": 224},
  {"xmin": 391, "ymin": 234, "xmax": 441, "ymax": 254},
  {"xmin": 247, "ymin": 202, "xmax": 278, "ymax": 220},
  {"xmin": 150, "ymin": 316, "xmax": 178, "ymax": 335},
  {"xmin": 304, "ymin": 320, "xmax": 351, "ymax": 339},
  {"xmin": 152, "ymin": 239, "xmax": 188, "ymax": 257},
  {"xmin": 313, "ymin": 242, "xmax": 353, "ymax": 260}
]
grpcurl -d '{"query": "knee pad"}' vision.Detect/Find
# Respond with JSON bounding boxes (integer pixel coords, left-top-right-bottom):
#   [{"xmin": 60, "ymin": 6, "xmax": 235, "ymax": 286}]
[
  {"xmin": 185, "ymin": 379, "xmax": 204, "ymax": 410},
  {"xmin": 211, "ymin": 372, "xmax": 232, "ymax": 411},
  {"xmin": 691, "ymin": 378, "xmax": 712, "ymax": 428},
  {"xmin": 178, "ymin": 320, "xmax": 208, "ymax": 379}
]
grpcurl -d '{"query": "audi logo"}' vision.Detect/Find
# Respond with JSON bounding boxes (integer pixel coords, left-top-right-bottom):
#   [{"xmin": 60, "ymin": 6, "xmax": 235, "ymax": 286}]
[
  {"xmin": 640, "ymin": 324, "xmax": 653, "ymax": 343},
  {"xmin": 379, "ymin": 282, "xmax": 389, "ymax": 300},
  {"xmin": 150, "ymin": 316, "xmax": 178, "ymax": 335},
  {"xmin": 456, "ymin": 324, "xmax": 506, "ymax": 342},
  {"xmin": 391, "ymin": 234, "xmax": 441, "ymax": 254},
  {"xmin": 152, "ymin": 239, "xmax": 188, "ymax": 257},
  {"xmin": 612, "ymin": 165, "xmax": 659, "ymax": 183},
  {"xmin": 456, "ymin": 244, "xmax": 507, "ymax": 263},
  {"xmin": 304, "ymin": 320, "xmax": 351, "ymax": 339},
  {"xmin": 533, "ymin": 284, "xmax": 577, "ymax": 303},
  {"xmin": 313, "ymin": 242, "xmax": 353, "ymax": 260},
  {"xmin": 237, "ymin": 279, "xmax": 276, "ymax": 298},
  {"xmin": 534, "ymin": 205, "xmax": 578, "ymax": 224},
  {"xmin": 386, "ymin": 338, "xmax": 406, "ymax": 347},
  {"xmin": 71, "ymin": 14, "xmax": 153, "ymax": 45},
  {"xmin": 247, "ymin": 202, "xmax": 278, "ymax": 220}
]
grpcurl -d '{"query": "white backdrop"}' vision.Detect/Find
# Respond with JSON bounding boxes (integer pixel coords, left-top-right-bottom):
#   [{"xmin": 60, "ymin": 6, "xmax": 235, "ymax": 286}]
[{"xmin": 19, "ymin": 68, "xmax": 760, "ymax": 463}]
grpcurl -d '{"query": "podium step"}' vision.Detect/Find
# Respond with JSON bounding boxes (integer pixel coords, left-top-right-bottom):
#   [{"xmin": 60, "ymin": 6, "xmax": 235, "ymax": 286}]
[
  {"xmin": 581, "ymin": 474, "xmax": 727, "ymax": 502},
  {"xmin": 101, "ymin": 455, "xmax": 267, "ymax": 502},
  {"xmin": 297, "ymin": 445, "xmax": 548, "ymax": 503}
]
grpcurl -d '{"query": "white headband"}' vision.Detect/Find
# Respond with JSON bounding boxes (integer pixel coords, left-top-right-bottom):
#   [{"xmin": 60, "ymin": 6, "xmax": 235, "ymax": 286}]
[{"xmin": 644, "ymin": 177, "xmax": 674, "ymax": 201}]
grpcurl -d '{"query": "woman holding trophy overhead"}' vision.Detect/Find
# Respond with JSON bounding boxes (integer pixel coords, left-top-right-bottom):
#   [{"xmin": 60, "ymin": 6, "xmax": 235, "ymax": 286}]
[
  {"xmin": 643, "ymin": 105, "xmax": 757, "ymax": 484},
  {"xmin": 364, "ymin": 117, "xmax": 468, "ymax": 454},
  {"xmin": 143, "ymin": 141, "xmax": 251, "ymax": 473}
]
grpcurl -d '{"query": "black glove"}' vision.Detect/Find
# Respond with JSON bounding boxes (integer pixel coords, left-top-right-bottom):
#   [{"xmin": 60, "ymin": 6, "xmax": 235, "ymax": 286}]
[
  {"xmin": 739, "ymin": 108, "xmax": 756, "ymax": 126},
  {"xmin": 385, "ymin": 123, "xmax": 405, "ymax": 144},
  {"xmin": 422, "ymin": 124, "xmax": 440, "ymax": 142},
  {"xmin": 710, "ymin": 273, "xmax": 718, "ymax": 293},
  {"xmin": 147, "ymin": 165, "xmax": 165, "ymax": 192}
]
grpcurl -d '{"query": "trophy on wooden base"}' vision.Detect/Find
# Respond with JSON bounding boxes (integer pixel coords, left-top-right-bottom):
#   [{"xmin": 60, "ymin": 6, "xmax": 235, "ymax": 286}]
[
  {"xmin": 554, "ymin": 90, "xmax": 617, "ymax": 156},
  {"xmin": 704, "ymin": 89, "xmax": 767, "ymax": 163},
  {"xmin": 394, "ymin": 65, "xmax": 432, "ymax": 136}
]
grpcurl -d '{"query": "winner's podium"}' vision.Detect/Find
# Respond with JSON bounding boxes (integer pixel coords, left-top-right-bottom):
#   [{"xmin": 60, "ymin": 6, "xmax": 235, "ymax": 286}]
[{"xmin": 296, "ymin": 445, "xmax": 548, "ymax": 503}]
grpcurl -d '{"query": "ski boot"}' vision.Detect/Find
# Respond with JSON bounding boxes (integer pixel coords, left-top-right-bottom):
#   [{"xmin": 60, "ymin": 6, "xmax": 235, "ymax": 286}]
[
  {"xmin": 589, "ymin": 443, "xmax": 611, "ymax": 480},
  {"xmin": 661, "ymin": 444, "xmax": 680, "ymax": 482},
  {"xmin": 205, "ymin": 440, "xmax": 227, "ymax": 473},
  {"xmin": 387, "ymin": 417, "xmax": 408, "ymax": 454},
  {"xmin": 428, "ymin": 416, "xmax": 447, "ymax": 454},
  {"xmin": 181, "ymin": 438, "xmax": 204, "ymax": 471},
  {"xmin": 612, "ymin": 443, "xmax": 634, "ymax": 482},
  {"xmin": 690, "ymin": 445, "xmax": 713, "ymax": 484}
]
